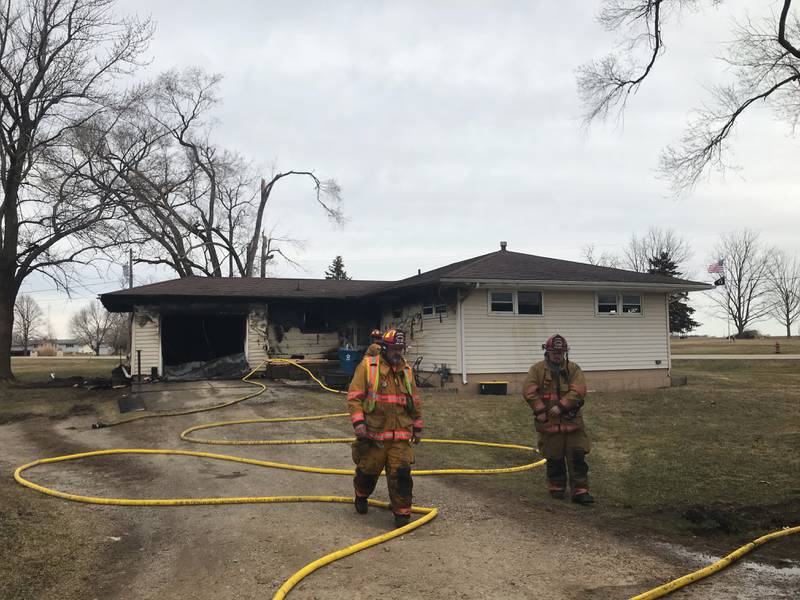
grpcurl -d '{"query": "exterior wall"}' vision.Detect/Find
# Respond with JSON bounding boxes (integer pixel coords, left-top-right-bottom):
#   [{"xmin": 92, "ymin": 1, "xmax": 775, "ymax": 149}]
[
  {"xmin": 381, "ymin": 302, "xmax": 458, "ymax": 373},
  {"xmin": 266, "ymin": 325, "xmax": 339, "ymax": 359},
  {"xmin": 441, "ymin": 368, "xmax": 670, "ymax": 395},
  {"xmin": 460, "ymin": 289, "xmax": 669, "ymax": 376},
  {"xmin": 131, "ymin": 308, "xmax": 161, "ymax": 377},
  {"xmin": 247, "ymin": 308, "xmax": 269, "ymax": 369}
]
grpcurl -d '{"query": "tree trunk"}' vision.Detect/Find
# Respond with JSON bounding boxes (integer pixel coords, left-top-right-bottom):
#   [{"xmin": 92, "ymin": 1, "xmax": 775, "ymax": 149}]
[
  {"xmin": 0, "ymin": 280, "xmax": 16, "ymax": 380},
  {"xmin": 787, "ymin": 324, "xmax": 791, "ymax": 338},
  {"xmin": 260, "ymin": 234, "xmax": 267, "ymax": 278}
]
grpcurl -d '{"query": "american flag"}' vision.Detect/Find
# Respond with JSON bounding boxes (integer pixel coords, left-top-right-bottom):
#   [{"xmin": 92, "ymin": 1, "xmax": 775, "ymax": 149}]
[{"xmin": 708, "ymin": 259, "xmax": 724, "ymax": 274}]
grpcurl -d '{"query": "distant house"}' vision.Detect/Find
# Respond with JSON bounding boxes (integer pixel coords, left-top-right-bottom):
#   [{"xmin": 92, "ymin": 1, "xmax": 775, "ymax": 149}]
[
  {"xmin": 10, "ymin": 344, "xmax": 31, "ymax": 357},
  {"xmin": 30, "ymin": 339, "xmax": 114, "ymax": 356},
  {"xmin": 100, "ymin": 244, "xmax": 710, "ymax": 392}
]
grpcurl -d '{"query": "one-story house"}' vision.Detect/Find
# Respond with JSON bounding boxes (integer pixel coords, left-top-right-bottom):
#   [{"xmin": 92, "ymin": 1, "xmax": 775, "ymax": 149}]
[
  {"xmin": 25, "ymin": 339, "xmax": 114, "ymax": 356},
  {"xmin": 100, "ymin": 243, "xmax": 711, "ymax": 392}
]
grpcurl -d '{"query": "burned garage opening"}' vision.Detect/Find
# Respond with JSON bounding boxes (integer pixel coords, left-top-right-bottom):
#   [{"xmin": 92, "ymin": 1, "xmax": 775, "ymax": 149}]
[{"xmin": 161, "ymin": 313, "xmax": 248, "ymax": 380}]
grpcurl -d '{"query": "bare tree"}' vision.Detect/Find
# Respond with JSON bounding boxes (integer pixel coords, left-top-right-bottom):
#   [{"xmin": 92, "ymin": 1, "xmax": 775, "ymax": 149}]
[
  {"xmin": 0, "ymin": 0, "xmax": 152, "ymax": 380},
  {"xmin": 766, "ymin": 249, "xmax": 800, "ymax": 337},
  {"xmin": 710, "ymin": 230, "xmax": 771, "ymax": 337},
  {"xmin": 623, "ymin": 227, "xmax": 691, "ymax": 273},
  {"xmin": 79, "ymin": 68, "xmax": 343, "ymax": 279},
  {"xmin": 581, "ymin": 243, "xmax": 621, "ymax": 268},
  {"xmin": 43, "ymin": 319, "xmax": 57, "ymax": 345},
  {"xmin": 578, "ymin": 1, "xmax": 800, "ymax": 194},
  {"xmin": 12, "ymin": 294, "xmax": 43, "ymax": 352},
  {"xmin": 106, "ymin": 312, "xmax": 130, "ymax": 354},
  {"xmin": 70, "ymin": 301, "xmax": 113, "ymax": 355}
]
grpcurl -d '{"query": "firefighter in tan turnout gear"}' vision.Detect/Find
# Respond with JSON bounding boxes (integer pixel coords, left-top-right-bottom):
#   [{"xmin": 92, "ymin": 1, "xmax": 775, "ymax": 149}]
[
  {"xmin": 347, "ymin": 329, "xmax": 423, "ymax": 528},
  {"xmin": 522, "ymin": 334, "xmax": 594, "ymax": 504},
  {"xmin": 364, "ymin": 328, "xmax": 383, "ymax": 357}
]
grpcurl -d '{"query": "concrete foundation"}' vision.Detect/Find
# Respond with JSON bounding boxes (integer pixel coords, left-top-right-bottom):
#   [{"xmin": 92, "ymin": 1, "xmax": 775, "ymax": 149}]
[{"xmin": 420, "ymin": 368, "xmax": 672, "ymax": 395}]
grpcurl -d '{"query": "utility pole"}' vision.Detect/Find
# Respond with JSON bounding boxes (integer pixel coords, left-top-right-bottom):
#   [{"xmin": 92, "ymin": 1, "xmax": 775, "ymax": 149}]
[{"xmin": 128, "ymin": 249, "xmax": 134, "ymax": 365}]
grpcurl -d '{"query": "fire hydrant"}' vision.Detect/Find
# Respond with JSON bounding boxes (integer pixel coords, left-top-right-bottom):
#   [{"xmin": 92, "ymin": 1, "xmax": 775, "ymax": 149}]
[{"xmin": 775, "ymin": 342, "xmax": 781, "ymax": 354}]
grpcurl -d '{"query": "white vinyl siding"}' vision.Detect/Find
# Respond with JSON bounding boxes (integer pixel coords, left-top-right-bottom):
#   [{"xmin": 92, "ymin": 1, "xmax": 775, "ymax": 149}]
[
  {"xmin": 131, "ymin": 309, "xmax": 161, "ymax": 376},
  {"xmin": 462, "ymin": 290, "xmax": 669, "ymax": 373},
  {"xmin": 382, "ymin": 303, "xmax": 458, "ymax": 373}
]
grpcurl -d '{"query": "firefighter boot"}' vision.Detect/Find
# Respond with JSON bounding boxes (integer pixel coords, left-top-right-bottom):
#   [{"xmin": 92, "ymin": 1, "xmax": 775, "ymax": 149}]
[
  {"xmin": 571, "ymin": 491, "xmax": 595, "ymax": 505},
  {"xmin": 394, "ymin": 513, "xmax": 411, "ymax": 528},
  {"xmin": 354, "ymin": 496, "xmax": 368, "ymax": 514}
]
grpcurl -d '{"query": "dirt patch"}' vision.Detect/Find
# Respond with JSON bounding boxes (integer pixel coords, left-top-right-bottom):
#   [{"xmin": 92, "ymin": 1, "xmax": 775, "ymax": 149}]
[
  {"xmin": 681, "ymin": 500, "xmax": 800, "ymax": 537},
  {"xmin": 48, "ymin": 403, "xmax": 96, "ymax": 419},
  {"xmin": 0, "ymin": 412, "xmax": 38, "ymax": 425}
]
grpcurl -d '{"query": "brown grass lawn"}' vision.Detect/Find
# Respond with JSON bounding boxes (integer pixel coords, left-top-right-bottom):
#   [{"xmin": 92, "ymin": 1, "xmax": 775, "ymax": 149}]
[
  {"xmin": 10, "ymin": 356, "xmax": 122, "ymax": 382},
  {"xmin": 671, "ymin": 336, "xmax": 800, "ymax": 355}
]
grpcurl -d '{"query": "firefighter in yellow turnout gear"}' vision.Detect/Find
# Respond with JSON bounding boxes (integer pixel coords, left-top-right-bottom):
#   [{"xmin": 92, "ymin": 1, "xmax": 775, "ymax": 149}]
[
  {"xmin": 347, "ymin": 329, "xmax": 422, "ymax": 528},
  {"xmin": 522, "ymin": 334, "xmax": 594, "ymax": 504}
]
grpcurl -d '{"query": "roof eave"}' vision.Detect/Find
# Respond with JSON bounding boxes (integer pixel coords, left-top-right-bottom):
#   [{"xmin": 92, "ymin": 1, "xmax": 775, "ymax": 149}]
[{"xmin": 438, "ymin": 277, "xmax": 713, "ymax": 292}]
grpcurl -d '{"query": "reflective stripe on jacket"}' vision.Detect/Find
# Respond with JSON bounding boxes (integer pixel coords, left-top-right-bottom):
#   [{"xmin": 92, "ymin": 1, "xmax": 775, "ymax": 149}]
[{"xmin": 347, "ymin": 355, "xmax": 423, "ymax": 440}]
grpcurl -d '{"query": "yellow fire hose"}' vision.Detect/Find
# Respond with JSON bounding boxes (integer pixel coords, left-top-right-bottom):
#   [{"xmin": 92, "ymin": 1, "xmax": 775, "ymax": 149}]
[{"xmin": 13, "ymin": 358, "xmax": 799, "ymax": 599}]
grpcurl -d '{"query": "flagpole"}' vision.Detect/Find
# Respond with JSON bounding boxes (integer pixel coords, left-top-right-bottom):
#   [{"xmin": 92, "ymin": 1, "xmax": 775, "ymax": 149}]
[
  {"xmin": 709, "ymin": 258, "xmax": 729, "ymax": 340},
  {"xmin": 724, "ymin": 258, "xmax": 730, "ymax": 341}
]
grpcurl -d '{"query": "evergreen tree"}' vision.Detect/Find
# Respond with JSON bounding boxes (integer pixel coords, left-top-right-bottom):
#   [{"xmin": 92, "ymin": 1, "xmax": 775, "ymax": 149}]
[
  {"xmin": 324, "ymin": 256, "xmax": 351, "ymax": 280},
  {"xmin": 648, "ymin": 252, "xmax": 700, "ymax": 334}
]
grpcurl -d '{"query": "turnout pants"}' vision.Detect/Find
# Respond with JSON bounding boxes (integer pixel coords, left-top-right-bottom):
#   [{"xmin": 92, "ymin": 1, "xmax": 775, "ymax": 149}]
[
  {"xmin": 538, "ymin": 429, "xmax": 590, "ymax": 497},
  {"xmin": 352, "ymin": 439, "xmax": 414, "ymax": 516}
]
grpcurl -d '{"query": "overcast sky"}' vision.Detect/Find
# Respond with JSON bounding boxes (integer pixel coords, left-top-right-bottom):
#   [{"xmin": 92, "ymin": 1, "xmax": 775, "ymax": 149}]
[{"xmin": 20, "ymin": 0, "xmax": 800, "ymax": 338}]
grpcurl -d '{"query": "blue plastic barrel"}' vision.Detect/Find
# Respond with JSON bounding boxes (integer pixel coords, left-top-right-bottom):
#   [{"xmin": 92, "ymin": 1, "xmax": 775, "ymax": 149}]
[{"xmin": 337, "ymin": 348, "xmax": 364, "ymax": 375}]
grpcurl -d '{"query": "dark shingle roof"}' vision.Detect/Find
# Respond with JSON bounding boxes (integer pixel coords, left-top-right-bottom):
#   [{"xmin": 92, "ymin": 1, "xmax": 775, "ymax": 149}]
[
  {"xmin": 381, "ymin": 249, "xmax": 708, "ymax": 291},
  {"xmin": 101, "ymin": 250, "xmax": 710, "ymax": 311},
  {"xmin": 101, "ymin": 277, "xmax": 388, "ymax": 307}
]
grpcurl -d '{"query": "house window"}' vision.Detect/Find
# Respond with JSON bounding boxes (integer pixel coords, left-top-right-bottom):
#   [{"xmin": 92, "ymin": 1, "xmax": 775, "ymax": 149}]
[
  {"xmin": 422, "ymin": 302, "xmax": 448, "ymax": 319},
  {"xmin": 596, "ymin": 293, "xmax": 643, "ymax": 316},
  {"xmin": 488, "ymin": 290, "xmax": 544, "ymax": 315},
  {"xmin": 489, "ymin": 291, "xmax": 514, "ymax": 313},
  {"xmin": 622, "ymin": 294, "xmax": 642, "ymax": 314},
  {"xmin": 518, "ymin": 291, "xmax": 543, "ymax": 315},
  {"xmin": 597, "ymin": 293, "xmax": 619, "ymax": 314}
]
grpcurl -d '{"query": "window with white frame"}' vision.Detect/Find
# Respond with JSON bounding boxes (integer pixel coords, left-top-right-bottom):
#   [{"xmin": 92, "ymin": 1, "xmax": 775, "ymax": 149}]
[
  {"xmin": 596, "ymin": 292, "xmax": 618, "ymax": 314},
  {"xmin": 488, "ymin": 290, "xmax": 543, "ymax": 315},
  {"xmin": 421, "ymin": 302, "xmax": 448, "ymax": 319},
  {"xmin": 622, "ymin": 294, "xmax": 642, "ymax": 314},
  {"xmin": 489, "ymin": 291, "xmax": 514, "ymax": 313},
  {"xmin": 596, "ymin": 292, "xmax": 643, "ymax": 316},
  {"xmin": 518, "ymin": 291, "xmax": 543, "ymax": 315}
]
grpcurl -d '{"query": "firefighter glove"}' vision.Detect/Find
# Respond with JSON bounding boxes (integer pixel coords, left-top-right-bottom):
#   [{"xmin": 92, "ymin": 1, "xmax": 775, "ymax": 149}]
[{"xmin": 548, "ymin": 404, "xmax": 562, "ymax": 417}]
